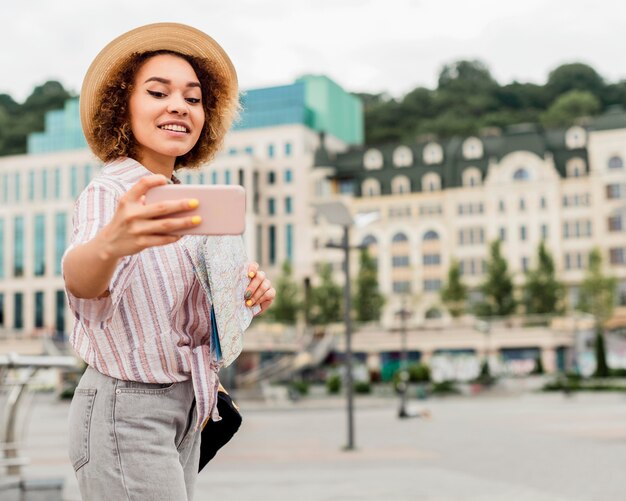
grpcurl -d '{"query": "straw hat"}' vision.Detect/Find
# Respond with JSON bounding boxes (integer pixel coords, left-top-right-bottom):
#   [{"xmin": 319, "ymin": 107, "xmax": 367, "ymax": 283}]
[{"xmin": 80, "ymin": 22, "xmax": 238, "ymax": 156}]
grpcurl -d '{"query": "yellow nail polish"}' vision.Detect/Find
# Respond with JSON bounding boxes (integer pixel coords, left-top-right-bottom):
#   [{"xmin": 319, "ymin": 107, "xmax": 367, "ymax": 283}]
[
  {"xmin": 189, "ymin": 199, "xmax": 200, "ymax": 209},
  {"xmin": 248, "ymin": 272, "xmax": 256, "ymax": 278},
  {"xmin": 192, "ymin": 215, "xmax": 202, "ymax": 225},
  {"xmin": 246, "ymin": 299, "xmax": 253, "ymax": 307}
]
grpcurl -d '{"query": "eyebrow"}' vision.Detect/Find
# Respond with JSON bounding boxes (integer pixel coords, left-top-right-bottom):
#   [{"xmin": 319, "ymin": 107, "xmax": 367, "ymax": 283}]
[{"xmin": 144, "ymin": 77, "xmax": 201, "ymax": 88}]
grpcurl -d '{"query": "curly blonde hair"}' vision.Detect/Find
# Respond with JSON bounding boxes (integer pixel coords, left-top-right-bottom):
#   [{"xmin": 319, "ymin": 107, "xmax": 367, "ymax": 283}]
[{"xmin": 90, "ymin": 50, "xmax": 239, "ymax": 169}]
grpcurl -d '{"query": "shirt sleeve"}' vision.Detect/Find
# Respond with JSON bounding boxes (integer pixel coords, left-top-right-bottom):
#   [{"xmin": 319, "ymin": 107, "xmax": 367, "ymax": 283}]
[{"xmin": 62, "ymin": 182, "xmax": 139, "ymax": 324}]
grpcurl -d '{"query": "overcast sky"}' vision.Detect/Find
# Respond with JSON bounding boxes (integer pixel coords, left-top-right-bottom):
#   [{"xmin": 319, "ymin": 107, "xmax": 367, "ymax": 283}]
[{"xmin": 3, "ymin": 0, "xmax": 626, "ymax": 102}]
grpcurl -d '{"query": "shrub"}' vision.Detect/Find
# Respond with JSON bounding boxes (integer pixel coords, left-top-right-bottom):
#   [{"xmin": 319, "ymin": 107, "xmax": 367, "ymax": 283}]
[
  {"xmin": 326, "ymin": 373, "xmax": 341, "ymax": 394},
  {"xmin": 430, "ymin": 380, "xmax": 461, "ymax": 395},
  {"xmin": 354, "ymin": 381, "xmax": 372, "ymax": 394},
  {"xmin": 290, "ymin": 380, "xmax": 309, "ymax": 396}
]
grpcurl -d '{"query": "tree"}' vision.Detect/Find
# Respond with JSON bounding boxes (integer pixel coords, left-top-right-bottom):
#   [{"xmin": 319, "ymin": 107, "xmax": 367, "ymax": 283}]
[
  {"xmin": 308, "ymin": 263, "xmax": 342, "ymax": 326},
  {"xmin": 540, "ymin": 90, "xmax": 601, "ymax": 127},
  {"xmin": 578, "ymin": 248, "xmax": 617, "ymax": 378},
  {"xmin": 353, "ymin": 248, "xmax": 385, "ymax": 322},
  {"xmin": 440, "ymin": 260, "xmax": 468, "ymax": 317},
  {"xmin": 476, "ymin": 241, "xmax": 516, "ymax": 317},
  {"xmin": 546, "ymin": 63, "xmax": 604, "ymax": 101},
  {"xmin": 523, "ymin": 241, "xmax": 564, "ymax": 315},
  {"xmin": 266, "ymin": 261, "xmax": 301, "ymax": 324}
]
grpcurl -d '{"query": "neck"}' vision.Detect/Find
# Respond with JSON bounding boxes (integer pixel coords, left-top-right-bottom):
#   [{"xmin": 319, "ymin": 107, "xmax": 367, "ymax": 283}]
[{"xmin": 135, "ymin": 152, "xmax": 176, "ymax": 179}]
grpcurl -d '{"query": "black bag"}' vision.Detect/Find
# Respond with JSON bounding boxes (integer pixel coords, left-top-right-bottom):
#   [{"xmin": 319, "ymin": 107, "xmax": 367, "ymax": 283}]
[{"xmin": 198, "ymin": 389, "xmax": 242, "ymax": 472}]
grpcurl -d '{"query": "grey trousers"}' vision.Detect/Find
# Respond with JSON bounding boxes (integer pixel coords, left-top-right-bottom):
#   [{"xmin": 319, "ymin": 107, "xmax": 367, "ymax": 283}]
[{"xmin": 68, "ymin": 366, "xmax": 201, "ymax": 501}]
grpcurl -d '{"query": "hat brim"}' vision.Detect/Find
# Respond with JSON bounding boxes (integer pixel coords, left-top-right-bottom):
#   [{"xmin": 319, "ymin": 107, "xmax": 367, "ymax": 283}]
[{"xmin": 80, "ymin": 22, "xmax": 238, "ymax": 158}]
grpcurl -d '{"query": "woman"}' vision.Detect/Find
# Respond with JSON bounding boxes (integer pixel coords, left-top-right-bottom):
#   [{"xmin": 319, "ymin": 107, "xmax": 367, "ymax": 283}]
[{"xmin": 63, "ymin": 23, "xmax": 274, "ymax": 500}]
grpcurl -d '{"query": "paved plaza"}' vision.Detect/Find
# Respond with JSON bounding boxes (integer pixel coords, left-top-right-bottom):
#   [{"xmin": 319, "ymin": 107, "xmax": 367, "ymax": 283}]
[{"xmin": 10, "ymin": 390, "xmax": 626, "ymax": 500}]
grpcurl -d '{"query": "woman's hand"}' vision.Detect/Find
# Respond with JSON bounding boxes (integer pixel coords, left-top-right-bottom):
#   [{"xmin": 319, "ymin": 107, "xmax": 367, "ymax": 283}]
[
  {"xmin": 244, "ymin": 262, "xmax": 276, "ymax": 316},
  {"xmin": 99, "ymin": 175, "xmax": 201, "ymax": 260}
]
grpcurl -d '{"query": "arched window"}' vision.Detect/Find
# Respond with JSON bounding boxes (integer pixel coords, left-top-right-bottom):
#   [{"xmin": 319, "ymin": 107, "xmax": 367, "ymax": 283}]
[
  {"xmin": 608, "ymin": 156, "xmax": 624, "ymax": 170},
  {"xmin": 423, "ymin": 142, "xmax": 443, "ymax": 165},
  {"xmin": 361, "ymin": 178, "xmax": 381, "ymax": 197},
  {"xmin": 513, "ymin": 168, "xmax": 529, "ymax": 181},
  {"xmin": 423, "ymin": 230, "xmax": 439, "ymax": 241},
  {"xmin": 391, "ymin": 175, "xmax": 411, "ymax": 194},
  {"xmin": 566, "ymin": 158, "xmax": 585, "ymax": 178},
  {"xmin": 361, "ymin": 234, "xmax": 378, "ymax": 247},
  {"xmin": 462, "ymin": 167, "xmax": 482, "ymax": 187},
  {"xmin": 462, "ymin": 137, "xmax": 483, "ymax": 160},
  {"xmin": 364, "ymin": 149, "xmax": 383, "ymax": 170},
  {"xmin": 392, "ymin": 232, "xmax": 408, "ymax": 243},
  {"xmin": 422, "ymin": 172, "xmax": 441, "ymax": 192},
  {"xmin": 393, "ymin": 146, "xmax": 413, "ymax": 167}
]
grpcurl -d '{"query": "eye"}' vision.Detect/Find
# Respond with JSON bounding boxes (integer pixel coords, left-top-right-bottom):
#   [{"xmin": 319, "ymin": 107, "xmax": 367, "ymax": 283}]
[
  {"xmin": 147, "ymin": 90, "xmax": 166, "ymax": 98},
  {"xmin": 186, "ymin": 97, "xmax": 201, "ymax": 104}
]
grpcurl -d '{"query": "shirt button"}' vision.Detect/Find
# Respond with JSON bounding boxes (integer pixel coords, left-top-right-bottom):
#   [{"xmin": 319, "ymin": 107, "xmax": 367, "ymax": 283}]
[{"xmin": 115, "ymin": 389, "xmax": 121, "ymax": 395}]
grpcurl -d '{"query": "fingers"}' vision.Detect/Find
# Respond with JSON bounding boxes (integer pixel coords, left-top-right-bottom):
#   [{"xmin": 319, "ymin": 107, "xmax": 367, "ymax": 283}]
[
  {"xmin": 246, "ymin": 262, "xmax": 259, "ymax": 280},
  {"xmin": 254, "ymin": 289, "xmax": 276, "ymax": 316},
  {"xmin": 124, "ymin": 175, "xmax": 169, "ymax": 203},
  {"xmin": 142, "ymin": 198, "xmax": 199, "ymax": 219},
  {"xmin": 244, "ymin": 269, "xmax": 266, "ymax": 305},
  {"xmin": 131, "ymin": 215, "xmax": 202, "ymax": 236}
]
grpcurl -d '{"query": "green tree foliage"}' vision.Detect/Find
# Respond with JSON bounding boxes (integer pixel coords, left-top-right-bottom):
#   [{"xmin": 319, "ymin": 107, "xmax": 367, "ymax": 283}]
[
  {"xmin": 578, "ymin": 248, "xmax": 617, "ymax": 379},
  {"xmin": 523, "ymin": 241, "xmax": 564, "ymax": 315},
  {"xmin": 353, "ymin": 248, "xmax": 385, "ymax": 322},
  {"xmin": 476, "ymin": 241, "xmax": 516, "ymax": 317},
  {"xmin": 545, "ymin": 63, "xmax": 604, "ymax": 101},
  {"xmin": 0, "ymin": 80, "xmax": 73, "ymax": 156},
  {"xmin": 266, "ymin": 261, "xmax": 301, "ymax": 324},
  {"xmin": 308, "ymin": 263, "xmax": 342, "ymax": 326},
  {"xmin": 540, "ymin": 90, "xmax": 601, "ymax": 128},
  {"xmin": 440, "ymin": 260, "xmax": 468, "ymax": 317}
]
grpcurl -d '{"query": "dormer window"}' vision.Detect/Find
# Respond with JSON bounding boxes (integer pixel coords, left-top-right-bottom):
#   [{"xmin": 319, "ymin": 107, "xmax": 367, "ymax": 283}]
[
  {"xmin": 364, "ymin": 149, "xmax": 384, "ymax": 170},
  {"xmin": 393, "ymin": 146, "xmax": 413, "ymax": 167},
  {"xmin": 423, "ymin": 142, "xmax": 443, "ymax": 165},
  {"xmin": 462, "ymin": 137, "xmax": 483, "ymax": 159}
]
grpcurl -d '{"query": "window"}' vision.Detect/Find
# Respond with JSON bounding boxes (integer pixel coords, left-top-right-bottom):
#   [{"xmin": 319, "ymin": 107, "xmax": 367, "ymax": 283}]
[
  {"xmin": 28, "ymin": 171, "xmax": 35, "ymax": 201},
  {"xmin": 54, "ymin": 167, "xmax": 61, "ymax": 200},
  {"xmin": 499, "ymin": 227, "xmax": 506, "ymax": 241},
  {"xmin": 70, "ymin": 166, "xmax": 79, "ymax": 198},
  {"xmin": 34, "ymin": 214, "xmax": 45, "ymax": 276},
  {"xmin": 364, "ymin": 149, "xmax": 384, "ymax": 170},
  {"xmin": 55, "ymin": 213, "xmax": 66, "ymax": 276},
  {"xmin": 199, "ymin": 173, "xmax": 206, "ymax": 185},
  {"xmin": 422, "ymin": 173, "xmax": 441, "ymax": 192},
  {"xmin": 362, "ymin": 178, "xmax": 381, "ymax": 197},
  {"xmin": 392, "ymin": 232, "xmax": 408, "ymax": 243},
  {"xmin": 519, "ymin": 198, "xmax": 526, "ymax": 211},
  {"xmin": 35, "ymin": 291, "xmax": 44, "ymax": 328},
  {"xmin": 540, "ymin": 197, "xmax": 546, "ymax": 209},
  {"xmin": 608, "ymin": 156, "xmax": 624, "ymax": 170},
  {"xmin": 606, "ymin": 184, "xmax": 626, "ymax": 199},
  {"xmin": 286, "ymin": 224, "xmax": 293, "ymax": 261},
  {"xmin": 392, "ymin": 256, "xmax": 410, "ymax": 267},
  {"xmin": 267, "ymin": 171, "xmax": 276, "ymax": 184},
  {"xmin": 285, "ymin": 142, "xmax": 292, "ymax": 156},
  {"xmin": 225, "ymin": 171, "xmax": 231, "ymax": 184},
  {"xmin": 499, "ymin": 200, "xmax": 505, "ymax": 213},
  {"xmin": 285, "ymin": 197, "xmax": 292, "ymax": 214},
  {"xmin": 185, "ymin": 173, "xmax": 193, "ymax": 185},
  {"xmin": 513, "ymin": 168, "xmax": 529, "ymax": 181},
  {"xmin": 15, "ymin": 173, "xmax": 21, "ymax": 202},
  {"xmin": 211, "ymin": 171, "xmax": 218, "ymax": 184},
  {"xmin": 565, "ymin": 126, "xmax": 586, "ymax": 149},
  {"xmin": 14, "ymin": 292, "xmax": 23, "ymax": 329},
  {"xmin": 423, "ymin": 142, "xmax": 443, "ymax": 164},
  {"xmin": 41, "ymin": 170, "xmax": 48, "ymax": 200},
  {"xmin": 362, "ymin": 235, "xmax": 378, "ymax": 247},
  {"xmin": 393, "ymin": 146, "xmax": 413, "ymax": 167},
  {"xmin": 462, "ymin": 137, "xmax": 483, "ymax": 159},
  {"xmin": 339, "ymin": 180, "xmax": 354, "ymax": 194},
  {"xmin": 610, "ymin": 248, "xmax": 626, "ymax": 265},
  {"xmin": 462, "ymin": 167, "xmax": 482, "ymax": 187},
  {"xmin": 284, "ymin": 169, "xmax": 293, "ymax": 183},
  {"xmin": 391, "ymin": 175, "xmax": 411, "ymax": 194},
  {"xmin": 268, "ymin": 144, "xmax": 275, "ymax": 158},
  {"xmin": 268, "ymin": 198, "xmax": 276, "ymax": 215},
  {"xmin": 244, "ymin": 146, "xmax": 254, "ymax": 155},
  {"xmin": 393, "ymin": 281, "xmax": 411, "ymax": 294},
  {"xmin": 566, "ymin": 158, "xmax": 585, "ymax": 178},
  {"xmin": 521, "ymin": 257, "xmax": 529, "ymax": 272},
  {"xmin": 55, "ymin": 290, "xmax": 65, "ymax": 334},
  {"xmin": 423, "ymin": 230, "xmax": 439, "ymax": 241},
  {"xmin": 520, "ymin": 225, "xmax": 527, "ymax": 241},
  {"xmin": 423, "ymin": 279, "xmax": 442, "ymax": 291},
  {"xmin": 423, "ymin": 254, "xmax": 441, "ymax": 266},
  {"xmin": 541, "ymin": 224, "xmax": 549, "ymax": 240},
  {"xmin": 228, "ymin": 147, "xmax": 237, "ymax": 156},
  {"xmin": 608, "ymin": 215, "xmax": 623, "ymax": 232},
  {"xmin": 268, "ymin": 225, "xmax": 276, "ymax": 265},
  {"xmin": 237, "ymin": 170, "xmax": 243, "ymax": 187},
  {"xmin": 13, "ymin": 216, "xmax": 24, "ymax": 277}
]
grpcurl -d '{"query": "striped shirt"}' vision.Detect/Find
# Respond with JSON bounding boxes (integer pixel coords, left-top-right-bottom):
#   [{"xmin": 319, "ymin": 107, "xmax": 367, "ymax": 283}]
[{"xmin": 63, "ymin": 157, "xmax": 226, "ymax": 429}]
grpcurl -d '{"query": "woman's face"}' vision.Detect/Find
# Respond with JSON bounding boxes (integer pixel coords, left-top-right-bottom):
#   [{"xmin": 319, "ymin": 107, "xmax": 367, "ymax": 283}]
[{"xmin": 129, "ymin": 54, "xmax": 205, "ymax": 169}]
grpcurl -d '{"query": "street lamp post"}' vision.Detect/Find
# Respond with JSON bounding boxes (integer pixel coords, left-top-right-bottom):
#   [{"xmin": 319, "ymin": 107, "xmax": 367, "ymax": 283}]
[
  {"xmin": 314, "ymin": 202, "xmax": 366, "ymax": 451},
  {"xmin": 396, "ymin": 295, "xmax": 412, "ymax": 418}
]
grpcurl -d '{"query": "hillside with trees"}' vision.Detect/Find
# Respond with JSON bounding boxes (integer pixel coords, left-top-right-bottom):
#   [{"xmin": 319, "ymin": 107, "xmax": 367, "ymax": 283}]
[{"xmin": 2, "ymin": 61, "xmax": 626, "ymax": 156}]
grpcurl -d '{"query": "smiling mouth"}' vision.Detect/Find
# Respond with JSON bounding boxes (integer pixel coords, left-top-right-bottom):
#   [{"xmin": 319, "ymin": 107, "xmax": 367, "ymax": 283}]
[{"xmin": 159, "ymin": 124, "xmax": 190, "ymax": 133}]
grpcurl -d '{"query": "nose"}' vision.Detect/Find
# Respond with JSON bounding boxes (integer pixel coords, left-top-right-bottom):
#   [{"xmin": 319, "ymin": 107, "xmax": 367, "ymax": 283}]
[{"xmin": 167, "ymin": 92, "xmax": 188, "ymax": 115}]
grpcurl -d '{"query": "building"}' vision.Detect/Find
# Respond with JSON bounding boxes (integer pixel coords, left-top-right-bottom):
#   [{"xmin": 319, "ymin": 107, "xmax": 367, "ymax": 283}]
[
  {"xmin": 0, "ymin": 75, "xmax": 361, "ymax": 336},
  {"xmin": 312, "ymin": 110, "xmax": 626, "ymax": 328}
]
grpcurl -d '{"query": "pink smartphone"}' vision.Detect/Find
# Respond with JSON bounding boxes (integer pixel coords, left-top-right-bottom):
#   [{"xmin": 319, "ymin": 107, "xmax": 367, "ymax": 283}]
[{"xmin": 144, "ymin": 184, "xmax": 246, "ymax": 235}]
